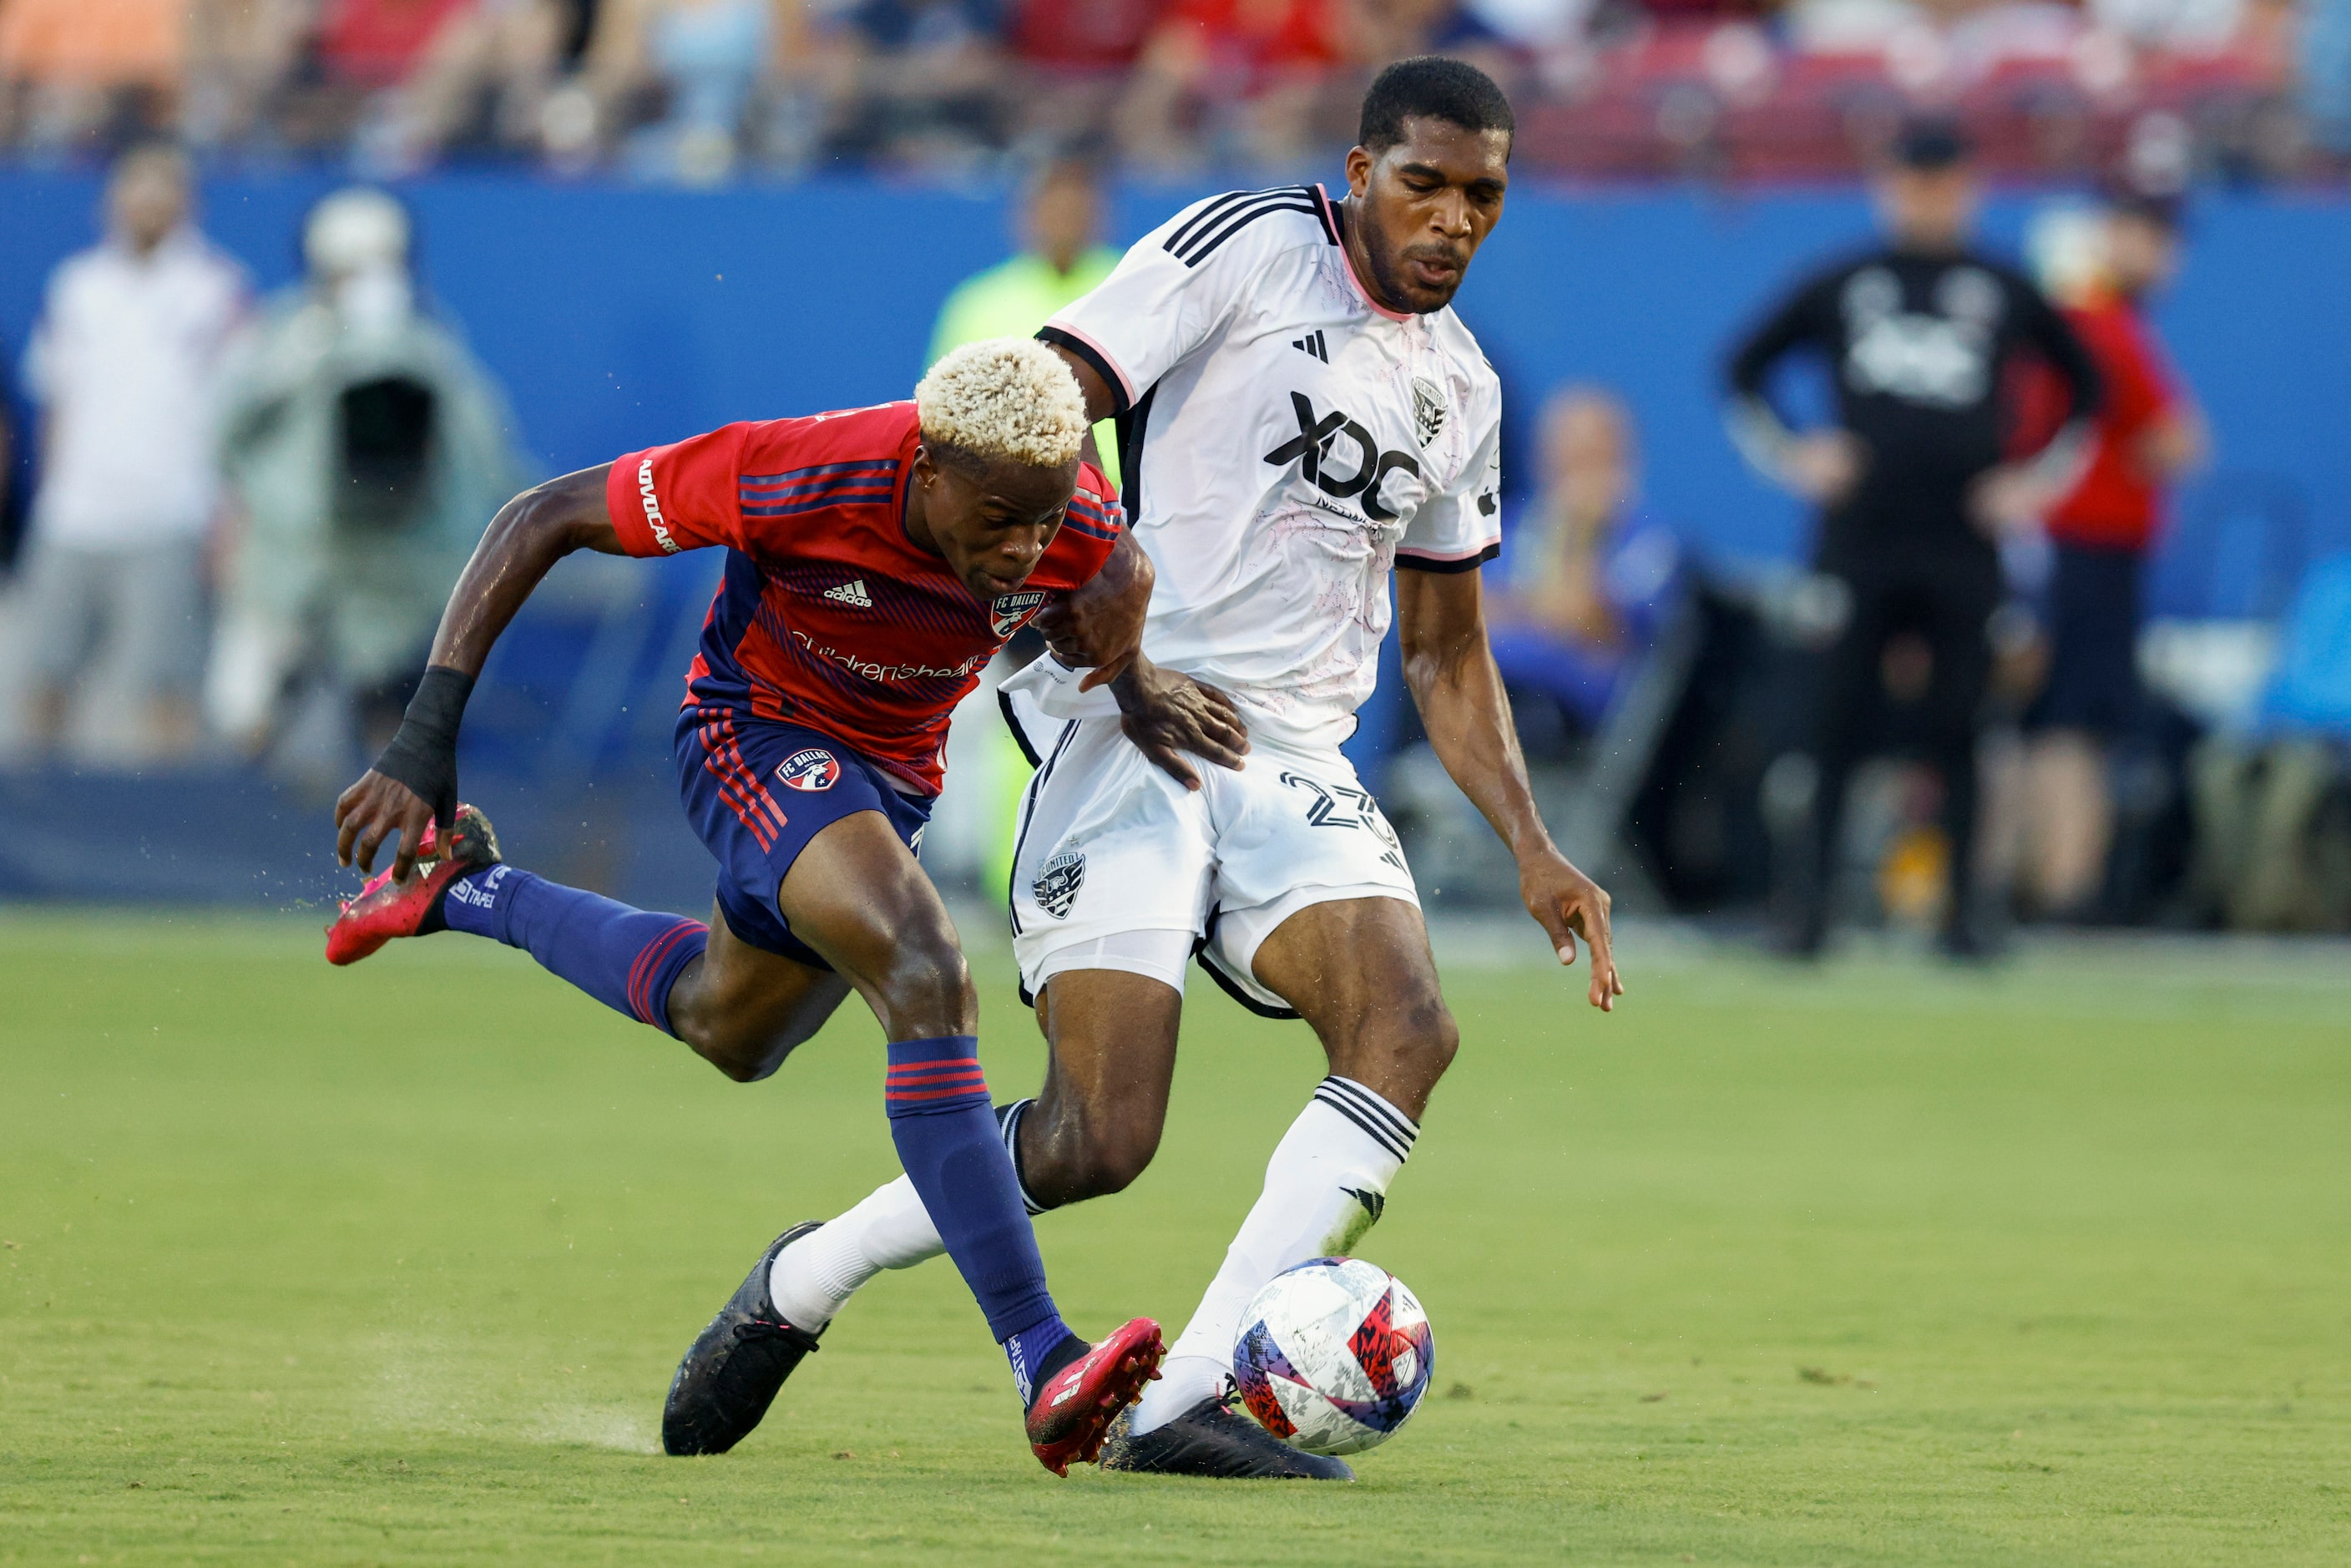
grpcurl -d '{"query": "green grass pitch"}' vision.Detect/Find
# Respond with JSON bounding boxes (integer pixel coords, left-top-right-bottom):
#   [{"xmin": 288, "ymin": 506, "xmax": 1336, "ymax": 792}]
[{"xmin": 3, "ymin": 911, "xmax": 2347, "ymax": 1565}]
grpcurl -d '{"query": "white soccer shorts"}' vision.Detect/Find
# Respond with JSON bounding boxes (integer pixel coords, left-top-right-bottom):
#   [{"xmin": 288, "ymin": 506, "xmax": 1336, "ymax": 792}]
[{"xmin": 1004, "ymin": 708, "xmax": 1420, "ymax": 1017}]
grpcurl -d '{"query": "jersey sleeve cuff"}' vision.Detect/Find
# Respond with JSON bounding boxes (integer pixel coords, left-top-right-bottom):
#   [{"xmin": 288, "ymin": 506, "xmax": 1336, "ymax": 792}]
[
  {"xmin": 1396, "ymin": 540, "xmax": 1500, "ymax": 574},
  {"xmin": 604, "ymin": 450, "xmax": 666, "ymax": 557},
  {"xmin": 1037, "ymin": 325, "xmax": 1135, "ymax": 417}
]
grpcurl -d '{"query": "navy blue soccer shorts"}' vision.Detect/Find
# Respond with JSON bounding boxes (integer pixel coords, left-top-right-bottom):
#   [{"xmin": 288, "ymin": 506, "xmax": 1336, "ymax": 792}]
[{"xmin": 674, "ymin": 706, "xmax": 932, "ymax": 971}]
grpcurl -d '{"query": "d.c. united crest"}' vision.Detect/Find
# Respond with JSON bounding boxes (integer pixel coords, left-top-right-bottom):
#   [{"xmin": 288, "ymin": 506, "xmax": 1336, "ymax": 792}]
[
  {"xmin": 1411, "ymin": 377, "xmax": 1448, "ymax": 448},
  {"xmin": 1034, "ymin": 847, "xmax": 1085, "ymax": 918},
  {"xmin": 990, "ymin": 589, "xmax": 1048, "ymax": 638},
  {"xmin": 776, "ymin": 748, "xmax": 842, "ymax": 792}
]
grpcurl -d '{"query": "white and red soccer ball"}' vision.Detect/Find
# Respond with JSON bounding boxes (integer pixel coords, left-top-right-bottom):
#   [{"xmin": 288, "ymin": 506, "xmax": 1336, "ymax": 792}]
[{"xmin": 1231, "ymin": 1257, "xmax": 1433, "ymax": 1455}]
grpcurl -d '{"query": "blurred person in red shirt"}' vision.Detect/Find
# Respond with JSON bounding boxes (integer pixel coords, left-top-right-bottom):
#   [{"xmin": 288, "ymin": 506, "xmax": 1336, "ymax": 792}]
[
  {"xmin": 2017, "ymin": 189, "xmax": 2207, "ymax": 919},
  {"xmin": 1116, "ymin": 0, "xmax": 1342, "ymax": 168}
]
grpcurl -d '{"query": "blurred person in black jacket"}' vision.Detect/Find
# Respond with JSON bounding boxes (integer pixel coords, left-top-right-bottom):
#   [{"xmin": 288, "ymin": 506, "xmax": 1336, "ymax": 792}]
[{"xmin": 1724, "ymin": 119, "xmax": 2101, "ymax": 959}]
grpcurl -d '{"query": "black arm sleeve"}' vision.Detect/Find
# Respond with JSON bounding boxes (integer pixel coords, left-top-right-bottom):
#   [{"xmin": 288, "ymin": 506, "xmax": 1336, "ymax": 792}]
[
  {"xmin": 1726, "ymin": 267, "xmax": 1834, "ymax": 408},
  {"xmin": 2012, "ymin": 275, "xmax": 2103, "ymax": 426}
]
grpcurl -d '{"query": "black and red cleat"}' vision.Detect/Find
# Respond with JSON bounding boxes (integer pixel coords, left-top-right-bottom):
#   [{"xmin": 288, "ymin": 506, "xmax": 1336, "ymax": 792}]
[
  {"xmin": 1024, "ymin": 1318, "xmax": 1165, "ymax": 1477},
  {"xmin": 324, "ymin": 804, "xmax": 502, "ymax": 966}
]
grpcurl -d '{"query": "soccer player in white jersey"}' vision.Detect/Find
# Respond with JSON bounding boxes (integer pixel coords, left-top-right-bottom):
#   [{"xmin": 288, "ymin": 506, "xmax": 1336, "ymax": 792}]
[{"xmin": 659, "ymin": 58, "xmax": 1621, "ymax": 1479}]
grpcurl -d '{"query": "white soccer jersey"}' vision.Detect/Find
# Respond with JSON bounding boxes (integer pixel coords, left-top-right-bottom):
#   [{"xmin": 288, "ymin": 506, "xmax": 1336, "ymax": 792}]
[{"xmin": 1041, "ymin": 182, "xmax": 1503, "ymax": 747}]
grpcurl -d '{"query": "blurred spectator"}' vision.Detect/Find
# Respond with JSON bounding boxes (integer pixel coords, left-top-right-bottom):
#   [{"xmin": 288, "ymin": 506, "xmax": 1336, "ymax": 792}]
[
  {"xmin": 0, "ymin": 0, "xmax": 188, "ymax": 148},
  {"xmin": 181, "ymin": 0, "xmax": 311, "ymax": 149},
  {"xmin": 1487, "ymin": 386, "xmax": 1682, "ymax": 736},
  {"xmin": 1360, "ymin": 0, "xmax": 1512, "ymax": 83},
  {"xmin": 829, "ymin": 0, "xmax": 1005, "ymax": 166},
  {"xmin": 207, "ymin": 187, "xmax": 527, "ymax": 768},
  {"xmin": 1118, "ymin": 0, "xmax": 1342, "ymax": 169},
  {"xmin": 9, "ymin": 144, "xmax": 245, "ymax": 763},
  {"xmin": 928, "ymin": 159, "xmax": 1119, "ymax": 357},
  {"xmin": 580, "ymin": 0, "xmax": 814, "ymax": 177},
  {"xmin": 1007, "ymin": 0, "xmax": 1163, "ymax": 149},
  {"xmin": 387, "ymin": 0, "xmax": 572, "ymax": 164},
  {"xmin": 1724, "ymin": 119, "xmax": 2101, "ymax": 958},
  {"xmin": 2014, "ymin": 190, "xmax": 2205, "ymax": 921}
]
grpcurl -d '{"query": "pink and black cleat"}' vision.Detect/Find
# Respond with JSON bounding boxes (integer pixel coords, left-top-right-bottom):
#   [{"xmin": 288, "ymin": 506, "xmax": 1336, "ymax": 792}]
[
  {"xmin": 1024, "ymin": 1318, "xmax": 1165, "ymax": 1477},
  {"xmin": 324, "ymin": 804, "xmax": 502, "ymax": 966}
]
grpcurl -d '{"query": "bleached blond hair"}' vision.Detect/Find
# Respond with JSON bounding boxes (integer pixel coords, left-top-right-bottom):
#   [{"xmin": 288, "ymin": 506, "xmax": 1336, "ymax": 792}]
[{"xmin": 915, "ymin": 338, "xmax": 1088, "ymax": 472}]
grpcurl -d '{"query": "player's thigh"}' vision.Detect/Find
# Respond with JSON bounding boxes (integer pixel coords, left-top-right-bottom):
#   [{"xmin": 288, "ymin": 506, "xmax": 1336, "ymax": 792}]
[
  {"xmin": 778, "ymin": 807, "xmax": 973, "ymax": 1039},
  {"xmin": 685, "ymin": 897, "xmax": 853, "ymax": 1060},
  {"xmin": 1248, "ymin": 895, "xmax": 1454, "ymax": 1121},
  {"xmin": 1196, "ymin": 740, "xmax": 1421, "ymax": 1019},
  {"xmin": 1024, "ymin": 966, "xmax": 1186, "ymax": 1196}
]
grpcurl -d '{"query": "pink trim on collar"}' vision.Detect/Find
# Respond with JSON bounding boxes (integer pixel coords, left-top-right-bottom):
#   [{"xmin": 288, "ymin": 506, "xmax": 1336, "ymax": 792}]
[{"xmin": 1321, "ymin": 185, "xmax": 1411, "ymax": 322}]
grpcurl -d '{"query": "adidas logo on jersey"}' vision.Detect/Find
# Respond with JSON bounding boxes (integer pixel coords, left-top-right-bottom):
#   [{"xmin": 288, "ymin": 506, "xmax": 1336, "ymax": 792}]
[
  {"xmin": 823, "ymin": 579, "xmax": 873, "ymax": 609},
  {"xmin": 1291, "ymin": 330, "xmax": 1329, "ymax": 363}
]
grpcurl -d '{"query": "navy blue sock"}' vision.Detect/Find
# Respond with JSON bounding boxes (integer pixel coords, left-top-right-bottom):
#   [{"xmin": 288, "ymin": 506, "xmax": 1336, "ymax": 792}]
[
  {"xmin": 885, "ymin": 1035, "xmax": 1071, "ymax": 1402},
  {"xmin": 442, "ymin": 866, "xmax": 707, "ymax": 1034}
]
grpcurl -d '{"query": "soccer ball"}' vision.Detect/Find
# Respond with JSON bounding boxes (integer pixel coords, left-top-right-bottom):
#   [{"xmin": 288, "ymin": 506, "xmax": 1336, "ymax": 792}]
[{"xmin": 1231, "ymin": 1257, "xmax": 1433, "ymax": 1455}]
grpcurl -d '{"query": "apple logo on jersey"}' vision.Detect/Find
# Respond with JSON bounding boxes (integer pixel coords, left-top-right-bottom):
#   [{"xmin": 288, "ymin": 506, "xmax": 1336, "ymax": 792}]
[
  {"xmin": 990, "ymin": 589, "xmax": 1048, "ymax": 639},
  {"xmin": 776, "ymin": 748, "xmax": 842, "ymax": 792}
]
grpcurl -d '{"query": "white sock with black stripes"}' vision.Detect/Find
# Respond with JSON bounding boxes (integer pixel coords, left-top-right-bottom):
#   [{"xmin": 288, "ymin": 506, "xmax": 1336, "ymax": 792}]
[
  {"xmin": 766, "ymin": 1101, "xmax": 1040, "ymax": 1329},
  {"xmin": 1128, "ymin": 1075, "xmax": 1418, "ymax": 1436}
]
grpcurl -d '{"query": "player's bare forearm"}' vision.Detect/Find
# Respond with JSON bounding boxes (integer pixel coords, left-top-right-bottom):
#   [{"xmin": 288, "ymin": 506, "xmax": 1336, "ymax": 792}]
[
  {"xmin": 336, "ymin": 464, "xmax": 623, "ymax": 878},
  {"xmin": 1397, "ymin": 567, "xmax": 1621, "ymax": 1009},
  {"xmin": 1035, "ymin": 527, "xmax": 1150, "ymax": 690},
  {"xmin": 1397, "ymin": 567, "xmax": 1550, "ymax": 858},
  {"xmin": 427, "ymin": 463, "xmax": 624, "ymax": 679}
]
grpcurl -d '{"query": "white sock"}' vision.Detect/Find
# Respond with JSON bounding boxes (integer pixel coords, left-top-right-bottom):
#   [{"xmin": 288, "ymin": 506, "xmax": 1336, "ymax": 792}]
[
  {"xmin": 767, "ymin": 1176, "xmax": 946, "ymax": 1330},
  {"xmin": 765, "ymin": 1101, "xmax": 1041, "ymax": 1329},
  {"xmin": 1129, "ymin": 1075, "xmax": 1418, "ymax": 1434}
]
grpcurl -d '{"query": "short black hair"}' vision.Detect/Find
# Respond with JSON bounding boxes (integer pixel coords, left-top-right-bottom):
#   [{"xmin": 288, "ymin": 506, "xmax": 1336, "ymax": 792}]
[
  {"xmin": 1358, "ymin": 57, "xmax": 1514, "ymax": 154},
  {"xmin": 1893, "ymin": 116, "xmax": 1972, "ymax": 170}
]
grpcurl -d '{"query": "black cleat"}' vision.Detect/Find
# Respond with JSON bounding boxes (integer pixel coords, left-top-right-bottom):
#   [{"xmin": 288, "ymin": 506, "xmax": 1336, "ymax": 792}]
[
  {"xmin": 662, "ymin": 1222, "xmax": 826, "ymax": 1456},
  {"xmin": 1099, "ymin": 1395, "xmax": 1356, "ymax": 1480}
]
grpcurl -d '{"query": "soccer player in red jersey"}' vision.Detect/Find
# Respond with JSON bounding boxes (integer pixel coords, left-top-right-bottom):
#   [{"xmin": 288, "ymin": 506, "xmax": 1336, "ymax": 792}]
[{"xmin": 324, "ymin": 340, "xmax": 1243, "ymax": 1474}]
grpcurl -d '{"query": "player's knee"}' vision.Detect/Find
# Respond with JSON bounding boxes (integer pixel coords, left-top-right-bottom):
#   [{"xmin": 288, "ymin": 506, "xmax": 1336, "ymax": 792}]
[
  {"xmin": 1066, "ymin": 1117, "xmax": 1161, "ymax": 1200},
  {"xmin": 675, "ymin": 1011, "xmax": 789, "ymax": 1084},
  {"xmin": 1358, "ymin": 994, "xmax": 1458, "ymax": 1093},
  {"xmin": 871, "ymin": 927, "xmax": 975, "ymax": 1039}
]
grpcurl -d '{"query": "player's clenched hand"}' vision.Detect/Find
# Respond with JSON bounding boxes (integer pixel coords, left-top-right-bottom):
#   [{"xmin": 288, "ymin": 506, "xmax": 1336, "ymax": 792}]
[
  {"xmin": 1113, "ymin": 658, "xmax": 1250, "ymax": 792},
  {"xmin": 1520, "ymin": 847, "xmax": 1623, "ymax": 1012},
  {"xmin": 335, "ymin": 770, "xmax": 437, "ymax": 882}
]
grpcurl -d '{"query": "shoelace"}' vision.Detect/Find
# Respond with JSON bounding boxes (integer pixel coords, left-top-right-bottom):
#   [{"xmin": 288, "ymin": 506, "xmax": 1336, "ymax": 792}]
[{"xmin": 733, "ymin": 1318, "xmax": 822, "ymax": 1355}]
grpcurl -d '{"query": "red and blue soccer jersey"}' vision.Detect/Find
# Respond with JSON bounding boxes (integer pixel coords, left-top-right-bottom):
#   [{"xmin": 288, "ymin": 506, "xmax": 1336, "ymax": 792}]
[{"xmin": 605, "ymin": 400, "xmax": 1121, "ymax": 796}]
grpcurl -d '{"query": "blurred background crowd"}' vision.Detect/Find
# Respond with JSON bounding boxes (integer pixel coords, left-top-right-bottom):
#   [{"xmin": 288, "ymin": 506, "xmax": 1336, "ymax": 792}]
[
  {"xmin": 0, "ymin": 40, "xmax": 2345, "ymax": 948},
  {"xmin": 0, "ymin": 0, "xmax": 2348, "ymax": 180}
]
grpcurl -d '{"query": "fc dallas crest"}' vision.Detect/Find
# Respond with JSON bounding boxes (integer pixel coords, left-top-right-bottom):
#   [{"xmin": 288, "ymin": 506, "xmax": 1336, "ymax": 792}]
[
  {"xmin": 776, "ymin": 748, "xmax": 842, "ymax": 792},
  {"xmin": 990, "ymin": 589, "xmax": 1048, "ymax": 638}
]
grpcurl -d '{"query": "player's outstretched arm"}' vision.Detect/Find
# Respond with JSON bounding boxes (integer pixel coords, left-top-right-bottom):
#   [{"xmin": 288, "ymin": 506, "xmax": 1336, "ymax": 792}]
[
  {"xmin": 1396, "ymin": 565, "xmax": 1622, "ymax": 1011},
  {"xmin": 335, "ymin": 464, "xmax": 624, "ymax": 880}
]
